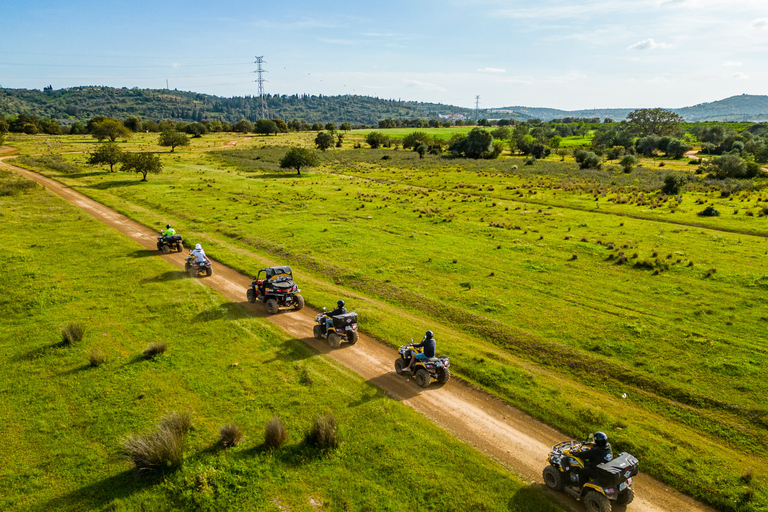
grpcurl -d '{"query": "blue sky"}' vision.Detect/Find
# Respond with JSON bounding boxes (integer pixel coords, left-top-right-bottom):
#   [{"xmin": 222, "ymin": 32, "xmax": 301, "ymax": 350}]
[{"xmin": 1, "ymin": 0, "xmax": 766, "ymax": 109}]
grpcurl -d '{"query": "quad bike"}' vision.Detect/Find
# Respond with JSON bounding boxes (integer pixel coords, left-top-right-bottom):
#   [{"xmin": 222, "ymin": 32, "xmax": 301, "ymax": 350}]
[
  {"xmin": 185, "ymin": 254, "xmax": 212, "ymax": 277},
  {"xmin": 157, "ymin": 233, "xmax": 183, "ymax": 253},
  {"xmin": 313, "ymin": 309, "xmax": 359, "ymax": 347},
  {"xmin": 394, "ymin": 341, "xmax": 450, "ymax": 388},
  {"xmin": 542, "ymin": 435, "xmax": 638, "ymax": 512},
  {"xmin": 246, "ymin": 265, "xmax": 304, "ymax": 314}
]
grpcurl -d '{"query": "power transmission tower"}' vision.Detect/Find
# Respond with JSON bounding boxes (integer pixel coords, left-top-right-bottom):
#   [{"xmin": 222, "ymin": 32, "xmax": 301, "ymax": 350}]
[
  {"xmin": 475, "ymin": 95, "xmax": 480, "ymax": 122},
  {"xmin": 254, "ymin": 56, "xmax": 269, "ymax": 119}
]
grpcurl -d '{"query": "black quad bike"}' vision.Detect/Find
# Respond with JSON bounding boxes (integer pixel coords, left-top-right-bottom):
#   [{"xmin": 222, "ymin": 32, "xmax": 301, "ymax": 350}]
[
  {"xmin": 394, "ymin": 342, "xmax": 450, "ymax": 388},
  {"xmin": 542, "ymin": 437, "xmax": 638, "ymax": 512},
  {"xmin": 185, "ymin": 254, "xmax": 212, "ymax": 277},
  {"xmin": 246, "ymin": 266, "xmax": 304, "ymax": 314},
  {"xmin": 313, "ymin": 309, "xmax": 359, "ymax": 347},
  {"xmin": 157, "ymin": 233, "xmax": 183, "ymax": 253}
]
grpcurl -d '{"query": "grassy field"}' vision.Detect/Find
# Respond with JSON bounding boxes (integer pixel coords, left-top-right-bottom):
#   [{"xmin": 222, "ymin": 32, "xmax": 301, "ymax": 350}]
[
  {"xmin": 7, "ymin": 132, "xmax": 768, "ymax": 511},
  {"xmin": 0, "ymin": 168, "xmax": 563, "ymax": 511}
]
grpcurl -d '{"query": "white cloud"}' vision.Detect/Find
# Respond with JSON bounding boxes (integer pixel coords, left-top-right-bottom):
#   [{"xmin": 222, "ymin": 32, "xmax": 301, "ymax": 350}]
[
  {"xmin": 402, "ymin": 79, "xmax": 447, "ymax": 92},
  {"xmin": 723, "ymin": 61, "xmax": 742, "ymax": 67},
  {"xmin": 627, "ymin": 38, "xmax": 671, "ymax": 50},
  {"xmin": 732, "ymin": 72, "xmax": 750, "ymax": 80},
  {"xmin": 752, "ymin": 18, "xmax": 768, "ymax": 29},
  {"xmin": 478, "ymin": 67, "xmax": 506, "ymax": 73}
]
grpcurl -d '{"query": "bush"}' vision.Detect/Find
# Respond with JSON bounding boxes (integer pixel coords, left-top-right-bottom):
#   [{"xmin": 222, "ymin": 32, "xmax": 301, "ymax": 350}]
[
  {"xmin": 264, "ymin": 416, "xmax": 288, "ymax": 449},
  {"xmin": 577, "ymin": 151, "xmax": 601, "ymax": 169},
  {"xmin": 142, "ymin": 342, "xmax": 167, "ymax": 358},
  {"xmin": 121, "ymin": 424, "xmax": 185, "ymax": 475},
  {"xmin": 88, "ymin": 347, "xmax": 107, "ymax": 367},
  {"xmin": 219, "ymin": 424, "xmax": 243, "ymax": 448},
  {"xmin": 662, "ymin": 174, "xmax": 684, "ymax": 195},
  {"xmin": 698, "ymin": 206, "xmax": 720, "ymax": 217},
  {"xmin": 60, "ymin": 323, "xmax": 85, "ymax": 345},
  {"xmin": 305, "ymin": 413, "xmax": 338, "ymax": 449},
  {"xmin": 620, "ymin": 154, "xmax": 637, "ymax": 173},
  {"xmin": 160, "ymin": 411, "xmax": 193, "ymax": 437}
]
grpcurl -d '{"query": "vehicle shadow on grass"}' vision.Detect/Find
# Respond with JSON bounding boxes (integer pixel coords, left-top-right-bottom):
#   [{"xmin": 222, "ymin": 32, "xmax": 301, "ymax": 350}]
[
  {"xmin": 140, "ymin": 270, "xmax": 188, "ymax": 283},
  {"xmin": 262, "ymin": 339, "xmax": 317, "ymax": 364},
  {"xmin": 192, "ymin": 302, "xmax": 252, "ymax": 323},
  {"xmin": 364, "ymin": 372, "xmax": 443, "ymax": 401},
  {"xmin": 131, "ymin": 249, "xmax": 163, "ymax": 259},
  {"xmin": 509, "ymin": 484, "xmax": 578, "ymax": 511},
  {"xmin": 42, "ymin": 469, "xmax": 159, "ymax": 511}
]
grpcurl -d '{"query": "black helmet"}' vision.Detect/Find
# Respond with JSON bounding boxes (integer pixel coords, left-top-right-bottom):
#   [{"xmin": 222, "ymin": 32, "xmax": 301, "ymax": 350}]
[
  {"xmin": 594, "ymin": 432, "xmax": 608, "ymax": 447},
  {"xmin": 166, "ymin": 224, "xmax": 171, "ymax": 229},
  {"xmin": 337, "ymin": 300, "xmax": 345, "ymax": 307},
  {"xmin": 425, "ymin": 330, "xmax": 433, "ymax": 339}
]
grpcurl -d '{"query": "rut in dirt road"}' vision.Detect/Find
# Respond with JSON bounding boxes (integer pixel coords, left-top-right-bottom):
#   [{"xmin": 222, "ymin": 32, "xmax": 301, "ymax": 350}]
[{"xmin": 2, "ymin": 158, "xmax": 715, "ymax": 512}]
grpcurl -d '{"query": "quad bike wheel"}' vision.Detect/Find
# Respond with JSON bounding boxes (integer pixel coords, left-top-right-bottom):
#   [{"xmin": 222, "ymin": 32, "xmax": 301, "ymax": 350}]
[
  {"xmin": 313, "ymin": 325, "xmax": 323, "ymax": 340},
  {"xmin": 265, "ymin": 299, "xmax": 279, "ymax": 314},
  {"xmin": 437, "ymin": 368, "xmax": 450, "ymax": 384},
  {"xmin": 542, "ymin": 466, "xmax": 563, "ymax": 491},
  {"xmin": 327, "ymin": 332, "xmax": 341, "ymax": 348},
  {"xmin": 414, "ymin": 369, "xmax": 431, "ymax": 388},
  {"xmin": 293, "ymin": 294, "xmax": 305, "ymax": 310},
  {"xmin": 246, "ymin": 289, "xmax": 256, "ymax": 304},
  {"xmin": 157, "ymin": 242, "xmax": 163, "ymax": 251},
  {"xmin": 347, "ymin": 331, "xmax": 359, "ymax": 345},
  {"xmin": 617, "ymin": 488, "xmax": 634, "ymax": 505},
  {"xmin": 162, "ymin": 245, "xmax": 170, "ymax": 254},
  {"xmin": 177, "ymin": 244, "xmax": 183, "ymax": 252},
  {"xmin": 584, "ymin": 491, "xmax": 611, "ymax": 512},
  {"xmin": 205, "ymin": 267, "xmax": 212, "ymax": 277},
  {"xmin": 394, "ymin": 358, "xmax": 405, "ymax": 375}
]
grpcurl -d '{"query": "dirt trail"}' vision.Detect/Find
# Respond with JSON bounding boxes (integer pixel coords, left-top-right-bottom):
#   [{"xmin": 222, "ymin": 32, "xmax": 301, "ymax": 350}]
[{"xmin": 1, "ymin": 157, "xmax": 715, "ymax": 512}]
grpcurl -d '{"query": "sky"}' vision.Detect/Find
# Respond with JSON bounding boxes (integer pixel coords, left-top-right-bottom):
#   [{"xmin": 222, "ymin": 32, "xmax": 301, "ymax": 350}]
[{"xmin": 1, "ymin": 0, "xmax": 766, "ymax": 110}]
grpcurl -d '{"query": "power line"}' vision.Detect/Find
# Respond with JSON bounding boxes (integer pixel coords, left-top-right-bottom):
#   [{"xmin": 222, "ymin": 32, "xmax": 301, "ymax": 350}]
[{"xmin": 254, "ymin": 56, "xmax": 268, "ymax": 119}]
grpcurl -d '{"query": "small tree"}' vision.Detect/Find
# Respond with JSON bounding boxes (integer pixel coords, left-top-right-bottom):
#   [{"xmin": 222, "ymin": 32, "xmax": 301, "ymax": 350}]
[
  {"xmin": 255, "ymin": 119, "xmax": 279, "ymax": 136},
  {"xmin": 365, "ymin": 132, "xmax": 389, "ymax": 149},
  {"xmin": 272, "ymin": 119, "xmax": 289, "ymax": 133},
  {"xmin": 662, "ymin": 174, "xmax": 684, "ymax": 195},
  {"xmin": 340, "ymin": 122, "xmax": 351, "ymax": 133},
  {"xmin": 665, "ymin": 138, "xmax": 690, "ymax": 159},
  {"xmin": 87, "ymin": 142, "xmax": 123, "ymax": 172},
  {"xmin": 121, "ymin": 152, "xmax": 162, "ymax": 181},
  {"xmin": 279, "ymin": 147, "xmax": 319, "ymax": 175},
  {"xmin": 232, "ymin": 119, "xmax": 253, "ymax": 133},
  {"xmin": 620, "ymin": 154, "xmax": 637, "ymax": 172},
  {"xmin": 314, "ymin": 132, "xmax": 334, "ymax": 151},
  {"xmin": 325, "ymin": 122, "xmax": 337, "ymax": 133},
  {"xmin": 416, "ymin": 144, "xmax": 427, "ymax": 159},
  {"xmin": 91, "ymin": 118, "xmax": 132, "ymax": 141},
  {"xmin": 158, "ymin": 130, "xmax": 190, "ymax": 152}
]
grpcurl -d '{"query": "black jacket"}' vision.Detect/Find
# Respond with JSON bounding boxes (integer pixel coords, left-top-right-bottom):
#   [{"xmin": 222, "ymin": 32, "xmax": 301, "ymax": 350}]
[
  {"xmin": 327, "ymin": 306, "xmax": 347, "ymax": 317},
  {"xmin": 580, "ymin": 443, "xmax": 613, "ymax": 468},
  {"xmin": 412, "ymin": 336, "xmax": 436, "ymax": 358}
]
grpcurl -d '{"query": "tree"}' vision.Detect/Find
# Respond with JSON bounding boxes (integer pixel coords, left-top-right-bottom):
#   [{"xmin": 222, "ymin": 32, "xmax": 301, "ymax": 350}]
[
  {"xmin": 325, "ymin": 122, "xmax": 337, "ymax": 133},
  {"xmin": 121, "ymin": 152, "xmax": 162, "ymax": 181},
  {"xmin": 255, "ymin": 119, "xmax": 279, "ymax": 136},
  {"xmin": 69, "ymin": 122, "xmax": 87, "ymax": 135},
  {"xmin": 311, "ymin": 122, "xmax": 324, "ymax": 131},
  {"xmin": 665, "ymin": 138, "xmax": 691, "ymax": 159},
  {"xmin": 575, "ymin": 150, "xmax": 601, "ymax": 169},
  {"xmin": 530, "ymin": 143, "xmax": 551, "ymax": 159},
  {"xmin": 402, "ymin": 131, "xmax": 431, "ymax": 150},
  {"xmin": 158, "ymin": 130, "xmax": 190, "ymax": 152},
  {"xmin": 340, "ymin": 122, "xmax": 351, "ymax": 133},
  {"xmin": 620, "ymin": 154, "xmax": 638, "ymax": 173},
  {"xmin": 272, "ymin": 118, "xmax": 289, "ymax": 133},
  {"xmin": 365, "ymin": 132, "xmax": 389, "ymax": 149},
  {"xmin": 87, "ymin": 142, "xmax": 123, "ymax": 172},
  {"xmin": 626, "ymin": 108, "xmax": 682, "ymax": 137},
  {"xmin": 39, "ymin": 118, "xmax": 62, "ymax": 135},
  {"xmin": 91, "ymin": 118, "xmax": 132, "ymax": 141},
  {"xmin": 184, "ymin": 122, "xmax": 208, "ymax": 138},
  {"xmin": 279, "ymin": 147, "xmax": 319, "ymax": 175},
  {"xmin": 490, "ymin": 126, "xmax": 512, "ymax": 140},
  {"xmin": 416, "ymin": 145, "xmax": 427, "ymax": 159},
  {"xmin": 662, "ymin": 174, "xmax": 684, "ymax": 195},
  {"xmin": 124, "ymin": 116, "xmax": 142, "ymax": 132},
  {"xmin": 232, "ymin": 119, "xmax": 253, "ymax": 133},
  {"xmin": 636, "ymin": 135, "xmax": 660, "ymax": 157},
  {"xmin": 315, "ymin": 131, "xmax": 334, "ymax": 151},
  {"xmin": 449, "ymin": 128, "xmax": 494, "ymax": 159}
]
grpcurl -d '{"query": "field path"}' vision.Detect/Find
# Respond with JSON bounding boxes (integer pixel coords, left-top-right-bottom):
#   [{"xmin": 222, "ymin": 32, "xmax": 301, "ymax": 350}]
[{"xmin": 1, "ymin": 157, "xmax": 715, "ymax": 512}]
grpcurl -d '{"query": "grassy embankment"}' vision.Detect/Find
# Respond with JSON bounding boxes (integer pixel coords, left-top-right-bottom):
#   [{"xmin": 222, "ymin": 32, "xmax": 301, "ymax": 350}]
[
  {"xmin": 8, "ymin": 132, "xmax": 768, "ymax": 511},
  {"xmin": 0, "ymin": 168, "xmax": 562, "ymax": 512}
]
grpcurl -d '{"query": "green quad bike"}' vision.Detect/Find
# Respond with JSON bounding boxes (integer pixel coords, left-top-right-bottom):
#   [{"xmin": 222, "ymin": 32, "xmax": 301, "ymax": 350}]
[{"xmin": 246, "ymin": 266, "xmax": 304, "ymax": 314}]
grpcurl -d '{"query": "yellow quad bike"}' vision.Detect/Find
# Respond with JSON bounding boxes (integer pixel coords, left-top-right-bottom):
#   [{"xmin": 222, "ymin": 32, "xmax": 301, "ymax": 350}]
[
  {"xmin": 542, "ymin": 437, "xmax": 638, "ymax": 512},
  {"xmin": 394, "ymin": 342, "xmax": 450, "ymax": 388}
]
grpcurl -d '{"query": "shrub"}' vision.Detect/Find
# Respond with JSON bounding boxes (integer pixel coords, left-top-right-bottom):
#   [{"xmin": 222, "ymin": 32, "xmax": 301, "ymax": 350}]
[
  {"xmin": 306, "ymin": 413, "xmax": 338, "ymax": 449},
  {"xmin": 219, "ymin": 424, "xmax": 243, "ymax": 448},
  {"xmin": 160, "ymin": 411, "xmax": 193, "ymax": 437},
  {"xmin": 524, "ymin": 157, "xmax": 536, "ymax": 166},
  {"xmin": 698, "ymin": 206, "xmax": 720, "ymax": 217},
  {"xmin": 60, "ymin": 323, "xmax": 85, "ymax": 345},
  {"xmin": 142, "ymin": 342, "xmax": 167, "ymax": 358},
  {"xmin": 620, "ymin": 154, "xmax": 637, "ymax": 173},
  {"xmin": 264, "ymin": 416, "xmax": 288, "ymax": 449},
  {"xmin": 121, "ymin": 424, "xmax": 184, "ymax": 475},
  {"xmin": 662, "ymin": 174, "xmax": 684, "ymax": 195},
  {"xmin": 88, "ymin": 347, "xmax": 107, "ymax": 367}
]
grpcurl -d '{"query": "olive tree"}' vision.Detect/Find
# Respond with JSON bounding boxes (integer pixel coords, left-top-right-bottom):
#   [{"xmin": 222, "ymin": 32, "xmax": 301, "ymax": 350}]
[
  {"xmin": 87, "ymin": 142, "xmax": 123, "ymax": 172},
  {"xmin": 315, "ymin": 131, "xmax": 334, "ymax": 151},
  {"xmin": 158, "ymin": 130, "xmax": 190, "ymax": 152},
  {"xmin": 279, "ymin": 147, "xmax": 320, "ymax": 175},
  {"xmin": 121, "ymin": 152, "xmax": 162, "ymax": 181}
]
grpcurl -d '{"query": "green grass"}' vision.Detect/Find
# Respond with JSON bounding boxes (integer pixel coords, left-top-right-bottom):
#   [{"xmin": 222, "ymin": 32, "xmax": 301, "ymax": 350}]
[
  {"xmin": 0, "ymin": 170, "xmax": 562, "ymax": 511},
  {"xmin": 8, "ymin": 132, "xmax": 768, "ymax": 511}
]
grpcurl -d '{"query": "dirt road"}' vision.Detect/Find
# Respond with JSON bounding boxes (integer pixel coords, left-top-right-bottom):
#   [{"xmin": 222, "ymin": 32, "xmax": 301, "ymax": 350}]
[{"xmin": 2, "ymin": 157, "xmax": 714, "ymax": 512}]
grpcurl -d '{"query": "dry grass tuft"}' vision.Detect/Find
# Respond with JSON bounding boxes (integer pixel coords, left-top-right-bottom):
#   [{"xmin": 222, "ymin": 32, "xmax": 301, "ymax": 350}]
[
  {"xmin": 265, "ymin": 416, "xmax": 288, "ymax": 449},
  {"xmin": 160, "ymin": 411, "xmax": 193, "ymax": 437},
  {"xmin": 219, "ymin": 423, "xmax": 243, "ymax": 448},
  {"xmin": 305, "ymin": 413, "xmax": 338, "ymax": 449},
  {"xmin": 88, "ymin": 347, "xmax": 107, "ymax": 367},
  {"xmin": 61, "ymin": 323, "xmax": 85, "ymax": 345},
  {"xmin": 142, "ymin": 342, "xmax": 167, "ymax": 358}
]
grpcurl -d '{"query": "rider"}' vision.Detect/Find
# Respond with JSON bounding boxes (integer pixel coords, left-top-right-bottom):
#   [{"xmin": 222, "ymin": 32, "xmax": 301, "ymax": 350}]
[
  {"xmin": 403, "ymin": 330, "xmax": 435, "ymax": 373},
  {"xmin": 161, "ymin": 224, "xmax": 176, "ymax": 237},
  {"xmin": 324, "ymin": 300, "xmax": 347, "ymax": 333},
  {"xmin": 576, "ymin": 432, "xmax": 613, "ymax": 484},
  {"xmin": 189, "ymin": 243, "xmax": 208, "ymax": 264}
]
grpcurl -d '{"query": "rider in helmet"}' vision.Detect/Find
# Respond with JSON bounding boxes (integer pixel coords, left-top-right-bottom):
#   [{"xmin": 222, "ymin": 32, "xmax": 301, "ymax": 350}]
[
  {"xmin": 161, "ymin": 224, "xmax": 176, "ymax": 237},
  {"xmin": 403, "ymin": 330, "xmax": 436, "ymax": 373},
  {"xmin": 190, "ymin": 243, "xmax": 208, "ymax": 264},
  {"xmin": 575, "ymin": 432, "xmax": 613, "ymax": 485},
  {"xmin": 324, "ymin": 300, "xmax": 347, "ymax": 333}
]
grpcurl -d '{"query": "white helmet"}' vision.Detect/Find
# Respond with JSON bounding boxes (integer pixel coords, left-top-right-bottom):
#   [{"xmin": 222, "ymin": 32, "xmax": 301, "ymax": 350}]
[{"xmin": 195, "ymin": 244, "xmax": 202, "ymax": 250}]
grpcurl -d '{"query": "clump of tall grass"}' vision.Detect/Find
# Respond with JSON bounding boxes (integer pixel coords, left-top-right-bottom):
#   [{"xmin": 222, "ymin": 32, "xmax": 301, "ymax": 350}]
[
  {"xmin": 264, "ymin": 416, "xmax": 288, "ymax": 449},
  {"xmin": 88, "ymin": 347, "xmax": 107, "ymax": 367},
  {"xmin": 305, "ymin": 413, "xmax": 338, "ymax": 449},
  {"xmin": 60, "ymin": 323, "xmax": 85, "ymax": 346},
  {"xmin": 121, "ymin": 411, "xmax": 192, "ymax": 475},
  {"xmin": 219, "ymin": 424, "xmax": 243, "ymax": 448},
  {"xmin": 142, "ymin": 342, "xmax": 167, "ymax": 358},
  {"xmin": 160, "ymin": 411, "xmax": 193, "ymax": 437}
]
